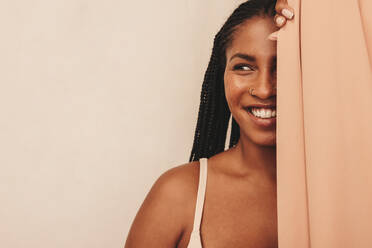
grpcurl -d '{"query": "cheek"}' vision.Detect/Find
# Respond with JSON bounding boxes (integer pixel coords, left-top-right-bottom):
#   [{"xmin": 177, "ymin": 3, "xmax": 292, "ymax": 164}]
[{"xmin": 224, "ymin": 73, "xmax": 247, "ymax": 110}]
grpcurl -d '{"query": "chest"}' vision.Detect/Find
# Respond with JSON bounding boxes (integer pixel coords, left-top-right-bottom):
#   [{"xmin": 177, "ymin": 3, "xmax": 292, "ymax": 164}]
[{"xmin": 200, "ymin": 179, "xmax": 278, "ymax": 248}]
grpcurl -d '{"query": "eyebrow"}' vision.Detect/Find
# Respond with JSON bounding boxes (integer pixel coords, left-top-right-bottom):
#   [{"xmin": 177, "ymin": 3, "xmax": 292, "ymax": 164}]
[
  {"xmin": 229, "ymin": 53, "xmax": 277, "ymax": 64},
  {"xmin": 229, "ymin": 53, "xmax": 256, "ymax": 62}
]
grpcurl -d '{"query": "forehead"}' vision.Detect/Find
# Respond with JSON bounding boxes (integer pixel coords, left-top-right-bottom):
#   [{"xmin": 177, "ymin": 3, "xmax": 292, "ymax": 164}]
[{"xmin": 226, "ymin": 16, "xmax": 278, "ymax": 60}]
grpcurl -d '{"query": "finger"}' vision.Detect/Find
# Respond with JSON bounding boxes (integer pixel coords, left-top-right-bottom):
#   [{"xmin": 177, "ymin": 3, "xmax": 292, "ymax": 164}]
[
  {"xmin": 275, "ymin": 0, "xmax": 294, "ymax": 20},
  {"xmin": 267, "ymin": 31, "xmax": 278, "ymax": 41},
  {"xmin": 274, "ymin": 14, "xmax": 286, "ymax": 28}
]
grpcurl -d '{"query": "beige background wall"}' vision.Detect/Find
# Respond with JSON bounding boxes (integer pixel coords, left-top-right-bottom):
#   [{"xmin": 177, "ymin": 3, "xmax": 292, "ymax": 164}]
[{"xmin": 0, "ymin": 0, "xmax": 243, "ymax": 247}]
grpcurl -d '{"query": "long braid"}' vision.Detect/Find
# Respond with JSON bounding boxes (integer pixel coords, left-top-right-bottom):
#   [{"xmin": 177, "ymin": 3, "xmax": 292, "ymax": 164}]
[{"xmin": 189, "ymin": 0, "xmax": 276, "ymax": 162}]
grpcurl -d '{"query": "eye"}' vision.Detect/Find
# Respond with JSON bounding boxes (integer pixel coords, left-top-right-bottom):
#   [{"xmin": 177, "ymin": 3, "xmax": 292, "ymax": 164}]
[{"xmin": 233, "ymin": 63, "xmax": 254, "ymax": 71}]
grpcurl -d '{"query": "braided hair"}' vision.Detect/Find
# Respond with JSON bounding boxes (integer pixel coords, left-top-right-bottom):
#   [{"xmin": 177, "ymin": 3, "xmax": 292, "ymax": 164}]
[{"xmin": 189, "ymin": 0, "xmax": 277, "ymax": 162}]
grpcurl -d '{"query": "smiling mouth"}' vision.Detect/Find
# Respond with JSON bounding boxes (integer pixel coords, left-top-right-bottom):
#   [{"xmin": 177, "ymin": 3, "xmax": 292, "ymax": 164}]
[
  {"xmin": 244, "ymin": 106, "xmax": 276, "ymax": 128},
  {"xmin": 245, "ymin": 106, "xmax": 276, "ymax": 119}
]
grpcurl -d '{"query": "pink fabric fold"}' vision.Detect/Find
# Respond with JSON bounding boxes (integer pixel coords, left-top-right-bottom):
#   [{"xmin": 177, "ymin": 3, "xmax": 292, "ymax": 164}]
[{"xmin": 277, "ymin": 0, "xmax": 372, "ymax": 247}]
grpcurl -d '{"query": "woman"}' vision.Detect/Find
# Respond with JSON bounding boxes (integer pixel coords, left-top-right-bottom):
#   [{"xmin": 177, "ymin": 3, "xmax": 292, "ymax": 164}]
[{"xmin": 125, "ymin": 0, "xmax": 294, "ymax": 247}]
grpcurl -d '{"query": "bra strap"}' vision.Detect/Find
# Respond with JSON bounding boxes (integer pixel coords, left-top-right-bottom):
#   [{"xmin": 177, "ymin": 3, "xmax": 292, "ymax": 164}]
[{"xmin": 192, "ymin": 158, "xmax": 208, "ymax": 232}]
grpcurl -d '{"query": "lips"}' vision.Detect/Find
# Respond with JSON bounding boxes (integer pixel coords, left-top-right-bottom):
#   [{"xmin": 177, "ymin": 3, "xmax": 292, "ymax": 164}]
[
  {"xmin": 245, "ymin": 103, "xmax": 276, "ymax": 109},
  {"xmin": 244, "ymin": 106, "xmax": 276, "ymax": 128}
]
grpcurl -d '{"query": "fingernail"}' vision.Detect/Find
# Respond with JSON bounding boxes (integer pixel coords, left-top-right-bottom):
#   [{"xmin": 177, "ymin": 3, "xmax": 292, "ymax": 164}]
[
  {"xmin": 281, "ymin": 8, "xmax": 294, "ymax": 19},
  {"xmin": 267, "ymin": 31, "xmax": 278, "ymax": 41},
  {"xmin": 276, "ymin": 16, "xmax": 285, "ymax": 26}
]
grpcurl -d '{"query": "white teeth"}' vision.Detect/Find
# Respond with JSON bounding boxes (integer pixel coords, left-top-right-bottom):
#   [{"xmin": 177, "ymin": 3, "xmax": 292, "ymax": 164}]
[{"xmin": 251, "ymin": 107, "xmax": 276, "ymax": 118}]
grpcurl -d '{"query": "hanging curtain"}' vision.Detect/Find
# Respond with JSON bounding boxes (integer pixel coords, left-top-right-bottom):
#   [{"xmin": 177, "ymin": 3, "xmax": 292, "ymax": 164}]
[{"xmin": 277, "ymin": 0, "xmax": 372, "ymax": 247}]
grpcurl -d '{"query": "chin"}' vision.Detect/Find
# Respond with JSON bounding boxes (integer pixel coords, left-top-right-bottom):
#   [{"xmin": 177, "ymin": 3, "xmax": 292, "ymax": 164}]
[
  {"xmin": 260, "ymin": 139, "xmax": 276, "ymax": 147},
  {"xmin": 250, "ymin": 131, "xmax": 276, "ymax": 147}
]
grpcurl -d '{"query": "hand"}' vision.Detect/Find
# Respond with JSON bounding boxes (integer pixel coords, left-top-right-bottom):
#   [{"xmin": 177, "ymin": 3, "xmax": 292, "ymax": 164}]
[
  {"xmin": 275, "ymin": 0, "xmax": 294, "ymax": 28},
  {"xmin": 268, "ymin": 0, "xmax": 295, "ymax": 40}
]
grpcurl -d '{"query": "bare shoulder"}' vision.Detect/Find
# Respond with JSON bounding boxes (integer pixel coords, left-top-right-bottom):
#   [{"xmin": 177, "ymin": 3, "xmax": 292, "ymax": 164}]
[
  {"xmin": 124, "ymin": 160, "xmax": 201, "ymax": 248},
  {"xmin": 155, "ymin": 160, "xmax": 201, "ymax": 198},
  {"xmin": 142, "ymin": 160, "xmax": 201, "ymax": 212}
]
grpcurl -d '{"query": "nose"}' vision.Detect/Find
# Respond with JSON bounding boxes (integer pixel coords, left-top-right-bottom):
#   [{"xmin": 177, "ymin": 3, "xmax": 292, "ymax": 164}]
[{"xmin": 252, "ymin": 68, "xmax": 276, "ymax": 99}]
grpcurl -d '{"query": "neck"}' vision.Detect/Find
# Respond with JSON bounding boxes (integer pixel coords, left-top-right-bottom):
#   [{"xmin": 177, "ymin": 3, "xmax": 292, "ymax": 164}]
[{"xmin": 230, "ymin": 133, "xmax": 277, "ymax": 183}]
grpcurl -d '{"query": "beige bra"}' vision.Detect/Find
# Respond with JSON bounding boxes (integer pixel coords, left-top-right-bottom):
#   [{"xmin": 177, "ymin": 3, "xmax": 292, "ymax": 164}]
[{"xmin": 186, "ymin": 157, "xmax": 208, "ymax": 248}]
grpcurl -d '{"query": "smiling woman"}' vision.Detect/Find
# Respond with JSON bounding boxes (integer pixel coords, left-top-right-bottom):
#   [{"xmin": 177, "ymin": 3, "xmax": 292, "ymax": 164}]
[
  {"xmin": 188, "ymin": 1, "xmax": 279, "ymax": 162},
  {"xmin": 223, "ymin": 16, "xmax": 277, "ymax": 145},
  {"xmin": 124, "ymin": 0, "xmax": 290, "ymax": 247}
]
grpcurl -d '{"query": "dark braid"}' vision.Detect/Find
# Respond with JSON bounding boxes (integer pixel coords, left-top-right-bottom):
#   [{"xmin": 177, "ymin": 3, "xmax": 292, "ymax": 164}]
[{"xmin": 189, "ymin": 0, "xmax": 276, "ymax": 162}]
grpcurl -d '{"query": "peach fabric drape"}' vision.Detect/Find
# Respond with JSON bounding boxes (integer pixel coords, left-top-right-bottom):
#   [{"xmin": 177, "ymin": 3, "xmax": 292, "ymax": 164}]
[{"xmin": 277, "ymin": 0, "xmax": 372, "ymax": 247}]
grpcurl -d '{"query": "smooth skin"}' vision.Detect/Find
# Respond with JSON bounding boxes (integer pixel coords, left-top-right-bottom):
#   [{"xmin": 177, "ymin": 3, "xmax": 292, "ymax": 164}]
[{"xmin": 124, "ymin": 1, "xmax": 294, "ymax": 248}]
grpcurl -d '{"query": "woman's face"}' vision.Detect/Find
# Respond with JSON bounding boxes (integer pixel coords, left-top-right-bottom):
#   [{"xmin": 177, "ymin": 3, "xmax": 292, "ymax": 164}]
[{"xmin": 224, "ymin": 16, "xmax": 278, "ymax": 146}]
